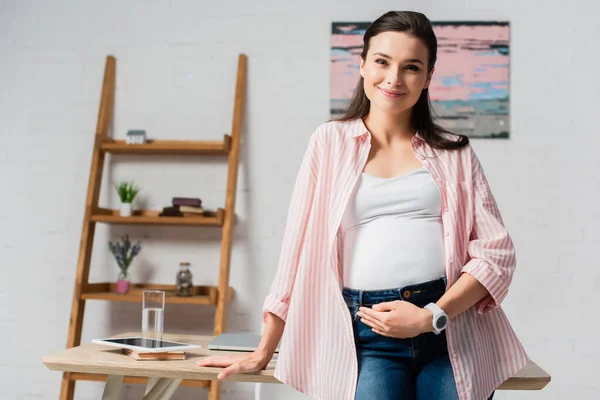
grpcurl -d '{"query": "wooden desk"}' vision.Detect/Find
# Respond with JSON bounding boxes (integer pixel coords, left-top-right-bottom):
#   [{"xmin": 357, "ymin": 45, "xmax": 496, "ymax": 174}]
[{"xmin": 42, "ymin": 332, "xmax": 550, "ymax": 399}]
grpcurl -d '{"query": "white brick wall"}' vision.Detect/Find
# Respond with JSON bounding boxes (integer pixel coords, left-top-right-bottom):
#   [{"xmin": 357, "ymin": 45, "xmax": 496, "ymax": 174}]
[{"xmin": 1, "ymin": 0, "xmax": 598, "ymax": 398}]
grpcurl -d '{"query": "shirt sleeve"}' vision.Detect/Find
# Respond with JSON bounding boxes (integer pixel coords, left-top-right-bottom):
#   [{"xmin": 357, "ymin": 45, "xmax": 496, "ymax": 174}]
[
  {"xmin": 261, "ymin": 129, "xmax": 321, "ymax": 323},
  {"xmin": 460, "ymin": 145, "xmax": 517, "ymax": 314}
]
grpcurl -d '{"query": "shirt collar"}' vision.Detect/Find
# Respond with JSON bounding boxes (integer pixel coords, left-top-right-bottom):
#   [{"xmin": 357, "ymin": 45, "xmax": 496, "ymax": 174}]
[{"xmin": 350, "ymin": 117, "xmax": 425, "ymax": 143}]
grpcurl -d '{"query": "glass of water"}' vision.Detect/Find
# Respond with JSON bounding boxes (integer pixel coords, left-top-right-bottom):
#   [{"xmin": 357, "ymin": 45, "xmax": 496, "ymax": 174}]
[{"xmin": 142, "ymin": 290, "xmax": 165, "ymax": 339}]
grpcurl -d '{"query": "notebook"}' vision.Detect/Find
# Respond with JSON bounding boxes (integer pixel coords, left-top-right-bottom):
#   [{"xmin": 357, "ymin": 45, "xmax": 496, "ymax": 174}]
[
  {"xmin": 122, "ymin": 348, "xmax": 186, "ymax": 361},
  {"xmin": 207, "ymin": 333, "xmax": 280, "ymax": 353}
]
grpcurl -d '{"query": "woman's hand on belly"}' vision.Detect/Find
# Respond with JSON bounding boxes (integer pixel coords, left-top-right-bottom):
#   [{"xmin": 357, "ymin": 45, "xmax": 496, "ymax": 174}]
[{"xmin": 357, "ymin": 301, "xmax": 432, "ymax": 339}]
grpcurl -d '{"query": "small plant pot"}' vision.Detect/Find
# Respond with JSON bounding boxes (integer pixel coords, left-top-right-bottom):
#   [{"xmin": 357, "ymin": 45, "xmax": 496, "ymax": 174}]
[
  {"xmin": 120, "ymin": 202, "xmax": 132, "ymax": 217},
  {"xmin": 115, "ymin": 271, "xmax": 130, "ymax": 294}
]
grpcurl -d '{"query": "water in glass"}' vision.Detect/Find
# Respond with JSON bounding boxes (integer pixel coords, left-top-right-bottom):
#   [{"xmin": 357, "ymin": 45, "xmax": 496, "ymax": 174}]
[{"xmin": 142, "ymin": 307, "xmax": 164, "ymax": 339}]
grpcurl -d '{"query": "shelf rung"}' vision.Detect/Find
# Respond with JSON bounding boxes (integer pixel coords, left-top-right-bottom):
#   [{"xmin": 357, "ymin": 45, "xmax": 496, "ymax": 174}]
[
  {"xmin": 69, "ymin": 372, "xmax": 211, "ymax": 388},
  {"xmin": 99, "ymin": 136, "xmax": 231, "ymax": 155},
  {"xmin": 91, "ymin": 208, "xmax": 225, "ymax": 226},
  {"xmin": 82, "ymin": 284, "xmax": 215, "ymax": 305},
  {"xmin": 80, "ymin": 284, "xmax": 234, "ymax": 305}
]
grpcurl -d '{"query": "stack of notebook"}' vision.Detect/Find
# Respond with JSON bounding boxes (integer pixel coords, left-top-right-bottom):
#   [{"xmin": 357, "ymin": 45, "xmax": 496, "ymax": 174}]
[
  {"xmin": 122, "ymin": 348, "xmax": 186, "ymax": 361},
  {"xmin": 159, "ymin": 197, "xmax": 204, "ymax": 217}
]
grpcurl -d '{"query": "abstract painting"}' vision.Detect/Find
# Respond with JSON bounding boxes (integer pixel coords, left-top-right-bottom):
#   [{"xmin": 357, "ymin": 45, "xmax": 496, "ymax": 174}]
[{"xmin": 331, "ymin": 21, "xmax": 510, "ymax": 138}]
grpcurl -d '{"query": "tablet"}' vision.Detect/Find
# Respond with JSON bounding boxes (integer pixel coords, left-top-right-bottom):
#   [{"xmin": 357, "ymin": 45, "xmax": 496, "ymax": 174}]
[{"xmin": 92, "ymin": 336, "xmax": 201, "ymax": 353}]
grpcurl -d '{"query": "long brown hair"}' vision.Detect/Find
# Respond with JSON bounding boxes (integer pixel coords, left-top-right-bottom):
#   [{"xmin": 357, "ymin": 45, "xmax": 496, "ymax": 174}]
[{"xmin": 336, "ymin": 11, "xmax": 469, "ymax": 151}]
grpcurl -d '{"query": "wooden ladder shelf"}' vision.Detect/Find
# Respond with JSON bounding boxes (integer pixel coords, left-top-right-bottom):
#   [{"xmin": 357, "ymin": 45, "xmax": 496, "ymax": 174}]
[{"xmin": 60, "ymin": 53, "xmax": 247, "ymax": 400}]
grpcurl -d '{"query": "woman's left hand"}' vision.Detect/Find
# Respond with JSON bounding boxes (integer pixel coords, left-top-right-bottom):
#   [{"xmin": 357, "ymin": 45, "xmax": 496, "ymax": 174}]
[{"xmin": 357, "ymin": 301, "xmax": 433, "ymax": 339}]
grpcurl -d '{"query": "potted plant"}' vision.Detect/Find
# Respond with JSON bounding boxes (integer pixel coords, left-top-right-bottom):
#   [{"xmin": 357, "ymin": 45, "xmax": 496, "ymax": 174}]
[
  {"xmin": 114, "ymin": 181, "xmax": 140, "ymax": 217},
  {"xmin": 108, "ymin": 234, "xmax": 142, "ymax": 294}
]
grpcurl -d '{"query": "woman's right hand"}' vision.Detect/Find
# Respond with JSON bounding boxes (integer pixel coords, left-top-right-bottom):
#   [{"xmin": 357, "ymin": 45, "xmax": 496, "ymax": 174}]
[{"xmin": 196, "ymin": 350, "xmax": 272, "ymax": 380}]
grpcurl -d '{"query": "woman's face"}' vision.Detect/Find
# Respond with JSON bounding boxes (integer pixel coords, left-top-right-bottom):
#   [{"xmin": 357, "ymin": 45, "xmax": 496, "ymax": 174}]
[{"xmin": 360, "ymin": 31, "xmax": 433, "ymax": 116}]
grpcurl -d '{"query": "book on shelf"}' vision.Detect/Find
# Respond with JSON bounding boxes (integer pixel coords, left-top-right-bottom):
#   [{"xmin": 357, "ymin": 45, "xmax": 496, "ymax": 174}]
[
  {"xmin": 179, "ymin": 205, "xmax": 204, "ymax": 215},
  {"xmin": 121, "ymin": 348, "xmax": 186, "ymax": 361},
  {"xmin": 159, "ymin": 206, "xmax": 183, "ymax": 217},
  {"xmin": 172, "ymin": 197, "xmax": 202, "ymax": 207},
  {"xmin": 158, "ymin": 205, "xmax": 204, "ymax": 217}
]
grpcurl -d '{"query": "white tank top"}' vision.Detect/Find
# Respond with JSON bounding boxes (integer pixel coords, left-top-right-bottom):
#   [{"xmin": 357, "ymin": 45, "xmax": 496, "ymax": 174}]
[{"xmin": 340, "ymin": 166, "xmax": 445, "ymax": 290}]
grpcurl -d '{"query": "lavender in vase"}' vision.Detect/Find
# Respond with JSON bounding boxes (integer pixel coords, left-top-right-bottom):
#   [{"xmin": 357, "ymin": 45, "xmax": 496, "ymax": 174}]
[{"xmin": 108, "ymin": 234, "xmax": 142, "ymax": 294}]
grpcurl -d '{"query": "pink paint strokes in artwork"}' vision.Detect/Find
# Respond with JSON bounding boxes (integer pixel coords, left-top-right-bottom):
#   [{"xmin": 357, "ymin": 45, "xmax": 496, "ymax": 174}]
[
  {"xmin": 330, "ymin": 57, "xmax": 360, "ymax": 99},
  {"xmin": 436, "ymin": 24, "xmax": 509, "ymax": 42},
  {"xmin": 430, "ymin": 25, "xmax": 509, "ymax": 101},
  {"xmin": 331, "ymin": 33, "xmax": 362, "ymax": 47},
  {"xmin": 331, "ymin": 33, "xmax": 363, "ymax": 99}
]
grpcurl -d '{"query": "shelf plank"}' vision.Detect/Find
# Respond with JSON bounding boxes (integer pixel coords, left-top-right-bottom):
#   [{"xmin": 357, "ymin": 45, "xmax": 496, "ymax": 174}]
[
  {"xmin": 100, "ymin": 135, "xmax": 231, "ymax": 155},
  {"xmin": 91, "ymin": 208, "xmax": 225, "ymax": 226},
  {"xmin": 81, "ymin": 283, "xmax": 227, "ymax": 305},
  {"xmin": 69, "ymin": 373, "xmax": 210, "ymax": 388}
]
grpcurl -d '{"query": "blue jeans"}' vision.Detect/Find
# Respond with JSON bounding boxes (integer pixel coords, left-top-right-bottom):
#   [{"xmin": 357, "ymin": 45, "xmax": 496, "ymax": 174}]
[{"xmin": 343, "ymin": 277, "xmax": 494, "ymax": 400}]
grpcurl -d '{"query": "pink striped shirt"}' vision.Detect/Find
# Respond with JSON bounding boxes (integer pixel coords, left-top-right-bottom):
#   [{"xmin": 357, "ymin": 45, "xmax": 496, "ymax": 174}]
[{"xmin": 262, "ymin": 118, "xmax": 530, "ymax": 400}]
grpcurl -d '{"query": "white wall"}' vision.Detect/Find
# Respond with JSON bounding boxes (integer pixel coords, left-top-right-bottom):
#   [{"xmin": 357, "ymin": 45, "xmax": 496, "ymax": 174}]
[{"xmin": 1, "ymin": 0, "xmax": 597, "ymax": 399}]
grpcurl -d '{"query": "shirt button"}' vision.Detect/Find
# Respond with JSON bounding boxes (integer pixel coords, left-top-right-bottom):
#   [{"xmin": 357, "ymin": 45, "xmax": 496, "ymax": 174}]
[
  {"xmin": 447, "ymin": 258, "xmax": 453, "ymax": 263},
  {"xmin": 445, "ymin": 232, "xmax": 450, "ymax": 237},
  {"xmin": 444, "ymin": 207, "xmax": 449, "ymax": 213}
]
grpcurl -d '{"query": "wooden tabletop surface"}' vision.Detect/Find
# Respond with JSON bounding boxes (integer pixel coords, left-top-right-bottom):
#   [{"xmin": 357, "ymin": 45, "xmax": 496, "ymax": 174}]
[
  {"xmin": 42, "ymin": 332, "xmax": 279, "ymax": 383},
  {"xmin": 42, "ymin": 332, "xmax": 550, "ymax": 390}
]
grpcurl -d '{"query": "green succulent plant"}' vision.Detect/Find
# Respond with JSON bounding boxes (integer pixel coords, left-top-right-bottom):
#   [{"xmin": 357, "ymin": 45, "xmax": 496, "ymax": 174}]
[{"xmin": 114, "ymin": 181, "xmax": 140, "ymax": 203}]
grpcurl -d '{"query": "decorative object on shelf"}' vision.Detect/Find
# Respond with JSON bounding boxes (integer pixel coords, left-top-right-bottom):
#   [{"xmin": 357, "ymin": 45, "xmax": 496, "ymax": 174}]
[
  {"xmin": 126, "ymin": 129, "xmax": 147, "ymax": 144},
  {"xmin": 108, "ymin": 234, "xmax": 142, "ymax": 294},
  {"xmin": 176, "ymin": 261, "xmax": 194, "ymax": 296},
  {"xmin": 114, "ymin": 181, "xmax": 140, "ymax": 217}
]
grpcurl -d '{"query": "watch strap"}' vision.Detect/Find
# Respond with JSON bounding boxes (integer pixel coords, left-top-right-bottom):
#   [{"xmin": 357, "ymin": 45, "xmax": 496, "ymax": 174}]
[{"xmin": 424, "ymin": 302, "xmax": 448, "ymax": 335}]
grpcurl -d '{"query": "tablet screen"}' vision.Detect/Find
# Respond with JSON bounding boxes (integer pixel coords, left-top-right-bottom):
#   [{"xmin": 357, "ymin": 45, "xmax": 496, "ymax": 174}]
[{"xmin": 101, "ymin": 337, "xmax": 186, "ymax": 349}]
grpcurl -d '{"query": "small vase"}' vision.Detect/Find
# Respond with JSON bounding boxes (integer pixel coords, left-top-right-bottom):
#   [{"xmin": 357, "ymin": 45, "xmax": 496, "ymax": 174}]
[
  {"xmin": 116, "ymin": 271, "xmax": 130, "ymax": 294},
  {"xmin": 120, "ymin": 202, "xmax": 132, "ymax": 217}
]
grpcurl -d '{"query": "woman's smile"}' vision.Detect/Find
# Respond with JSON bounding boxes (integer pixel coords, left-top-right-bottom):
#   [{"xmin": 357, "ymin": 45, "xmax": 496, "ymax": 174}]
[{"xmin": 378, "ymin": 87, "xmax": 406, "ymax": 98}]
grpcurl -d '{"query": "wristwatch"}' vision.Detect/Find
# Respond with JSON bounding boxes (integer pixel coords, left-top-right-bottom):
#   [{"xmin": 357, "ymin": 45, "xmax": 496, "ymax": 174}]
[{"xmin": 424, "ymin": 303, "xmax": 449, "ymax": 335}]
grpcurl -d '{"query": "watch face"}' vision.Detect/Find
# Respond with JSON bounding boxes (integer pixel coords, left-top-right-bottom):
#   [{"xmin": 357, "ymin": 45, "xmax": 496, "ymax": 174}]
[{"xmin": 436, "ymin": 315, "xmax": 448, "ymax": 329}]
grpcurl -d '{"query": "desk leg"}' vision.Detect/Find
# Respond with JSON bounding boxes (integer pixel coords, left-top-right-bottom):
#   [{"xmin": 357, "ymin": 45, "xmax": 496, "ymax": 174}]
[
  {"xmin": 145, "ymin": 377, "xmax": 160, "ymax": 395},
  {"xmin": 142, "ymin": 378, "xmax": 182, "ymax": 400},
  {"xmin": 155, "ymin": 379, "xmax": 182, "ymax": 400},
  {"xmin": 101, "ymin": 375, "xmax": 124, "ymax": 400}
]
